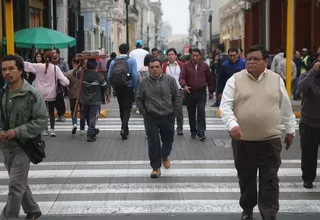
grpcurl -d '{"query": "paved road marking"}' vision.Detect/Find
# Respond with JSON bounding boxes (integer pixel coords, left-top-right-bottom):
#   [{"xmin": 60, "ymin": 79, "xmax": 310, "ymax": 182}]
[{"xmin": 0, "ymin": 168, "xmax": 318, "ymax": 179}]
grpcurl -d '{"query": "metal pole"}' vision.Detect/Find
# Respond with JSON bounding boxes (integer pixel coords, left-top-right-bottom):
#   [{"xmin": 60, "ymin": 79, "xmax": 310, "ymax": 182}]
[
  {"xmin": 125, "ymin": 0, "xmax": 129, "ymax": 45},
  {"xmin": 209, "ymin": 14, "xmax": 212, "ymax": 54},
  {"xmin": 285, "ymin": 0, "xmax": 293, "ymax": 98},
  {"xmin": 147, "ymin": 26, "xmax": 149, "ymax": 48},
  {"xmin": 5, "ymin": 0, "xmax": 14, "ymax": 54}
]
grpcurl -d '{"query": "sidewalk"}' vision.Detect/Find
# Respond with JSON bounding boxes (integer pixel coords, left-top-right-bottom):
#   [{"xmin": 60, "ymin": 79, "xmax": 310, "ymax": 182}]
[{"xmin": 58, "ymin": 97, "xmax": 302, "ymax": 118}]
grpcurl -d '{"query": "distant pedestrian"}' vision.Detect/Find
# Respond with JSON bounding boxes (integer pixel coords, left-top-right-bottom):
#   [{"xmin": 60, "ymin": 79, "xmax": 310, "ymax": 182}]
[
  {"xmin": 136, "ymin": 58, "xmax": 180, "ymax": 178},
  {"xmin": 219, "ymin": 45, "xmax": 296, "ymax": 220}
]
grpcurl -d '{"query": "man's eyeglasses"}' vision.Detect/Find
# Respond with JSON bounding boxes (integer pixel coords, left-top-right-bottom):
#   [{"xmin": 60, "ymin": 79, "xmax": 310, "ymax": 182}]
[{"xmin": 246, "ymin": 57, "xmax": 264, "ymax": 63}]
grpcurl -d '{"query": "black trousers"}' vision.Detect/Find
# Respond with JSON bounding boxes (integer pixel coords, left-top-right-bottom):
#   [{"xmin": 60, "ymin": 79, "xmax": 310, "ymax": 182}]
[
  {"xmin": 300, "ymin": 122, "xmax": 320, "ymax": 183},
  {"xmin": 45, "ymin": 101, "xmax": 55, "ymax": 129},
  {"xmin": 232, "ymin": 138, "xmax": 282, "ymax": 220},
  {"xmin": 145, "ymin": 114, "xmax": 175, "ymax": 169},
  {"xmin": 114, "ymin": 87, "xmax": 134, "ymax": 133},
  {"xmin": 55, "ymin": 94, "xmax": 65, "ymax": 117},
  {"xmin": 185, "ymin": 91, "xmax": 207, "ymax": 135}
]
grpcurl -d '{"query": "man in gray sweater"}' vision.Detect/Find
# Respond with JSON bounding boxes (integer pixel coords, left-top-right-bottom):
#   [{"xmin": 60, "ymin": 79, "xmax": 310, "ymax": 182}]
[{"xmin": 136, "ymin": 58, "xmax": 180, "ymax": 178}]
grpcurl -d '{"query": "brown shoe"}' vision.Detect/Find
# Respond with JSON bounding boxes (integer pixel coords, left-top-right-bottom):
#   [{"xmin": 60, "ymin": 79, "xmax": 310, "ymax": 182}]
[
  {"xmin": 163, "ymin": 158, "xmax": 171, "ymax": 169},
  {"xmin": 150, "ymin": 169, "xmax": 161, "ymax": 178}
]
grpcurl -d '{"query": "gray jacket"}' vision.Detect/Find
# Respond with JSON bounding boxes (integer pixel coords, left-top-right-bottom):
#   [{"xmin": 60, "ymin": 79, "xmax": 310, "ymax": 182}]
[{"xmin": 136, "ymin": 74, "xmax": 180, "ymax": 116}]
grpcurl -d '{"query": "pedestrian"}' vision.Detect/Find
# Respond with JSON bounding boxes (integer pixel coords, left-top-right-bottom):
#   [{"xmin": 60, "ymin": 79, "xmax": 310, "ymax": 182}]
[
  {"xmin": 179, "ymin": 48, "xmax": 214, "ymax": 141},
  {"xmin": 219, "ymin": 45, "xmax": 296, "ymax": 220},
  {"xmin": 163, "ymin": 48, "xmax": 185, "ymax": 135},
  {"xmin": 80, "ymin": 59, "xmax": 108, "ymax": 142},
  {"xmin": 108, "ymin": 44, "xmax": 138, "ymax": 140},
  {"xmin": 0, "ymin": 55, "xmax": 48, "ymax": 220},
  {"xmin": 136, "ymin": 58, "xmax": 180, "ymax": 178},
  {"xmin": 297, "ymin": 61, "xmax": 320, "ymax": 189}
]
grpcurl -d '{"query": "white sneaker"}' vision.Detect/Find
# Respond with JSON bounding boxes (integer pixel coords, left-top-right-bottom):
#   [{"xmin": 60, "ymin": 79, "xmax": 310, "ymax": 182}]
[
  {"xmin": 72, "ymin": 124, "xmax": 77, "ymax": 135},
  {"xmin": 136, "ymin": 109, "xmax": 140, "ymax": 115},
  {"xmin": 42, "ymin": 130, "xmax": 49, "ymax": 136},
  {"xmin": 50, "ymin": 130, "xmax": 56, "ymax": 137}
]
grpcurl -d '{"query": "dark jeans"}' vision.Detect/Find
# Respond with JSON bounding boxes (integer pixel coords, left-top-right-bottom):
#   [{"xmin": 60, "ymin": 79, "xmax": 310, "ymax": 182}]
[
  {"xmin": 299, "ymin": 122, "xmax": 320, "ymax": 183},
  {"xmin": 55, "ymin": 94, "xmax": 65, "ymax": 117},
  {"xmin": 81, "ymin": 104, "xmax": 99, "ymax": 137},
  {"xmin": 176, "ymin": 89, "xmax": 184, "ymax": 131},
  {"xmin": 69, "ymin": 99, "xmax": 85, "ymax": 129},
  {"xmin": 114, "ymin": 86, "xmax": 134, "ymax": 133},
  {"xmin": 185, "ymin": 91, "xmax": 206, "ymax": 135},
  {"xmin": 232, "ymin": 138, "xmax": 282, "ymax": 220},
  {"xmin": 145, "ymin": 114, "xmax": 175, "ymax": 169},
  {"xmin": 45, "ymin": 101, "xmax": 55, "ymax": 129}
]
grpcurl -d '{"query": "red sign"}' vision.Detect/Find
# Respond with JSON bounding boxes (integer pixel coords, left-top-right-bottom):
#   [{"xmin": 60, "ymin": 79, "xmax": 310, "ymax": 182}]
[{"xmin": 184, "ymin": 45, "xmax": 190, "ymax": 55}]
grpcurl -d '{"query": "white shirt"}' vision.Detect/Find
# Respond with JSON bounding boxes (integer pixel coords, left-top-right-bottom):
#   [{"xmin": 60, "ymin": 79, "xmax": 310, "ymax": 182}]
[
  {"xmin": 129, "ymin": 48, "xmax": 149, "ymax": 72},
  {"xmin": 166, "ymin": 61, "xmax": 181, "ymax": 89},
  {"xmin": 219, "ymin": 69, "xmax": 296, "ymax": 134}
]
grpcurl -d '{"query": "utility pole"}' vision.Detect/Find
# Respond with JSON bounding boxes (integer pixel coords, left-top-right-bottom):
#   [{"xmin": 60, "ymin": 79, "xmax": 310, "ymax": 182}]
[
  {"xmin": 5, "ymin": 0, "xmax": 14, "ymax": 54},
  {"xmin": 285, "ymin": 0, "xmax": 293, "ymax": 98},
  {"xmin": 147, "ymin": 26, "xmax": 150, "ymax": 48},
  {"xmin": 208, "ymin": 14, "xmax": 212, "ymax": 54},
  {"xmin": 125, "ymin": 0, "xmax": 130, "ymax": 46}
]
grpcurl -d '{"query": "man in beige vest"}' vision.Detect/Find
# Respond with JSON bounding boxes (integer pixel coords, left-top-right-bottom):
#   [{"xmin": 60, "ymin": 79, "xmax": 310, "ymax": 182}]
[{"xmin": 219, "ymin": 45, "xmax": 296, "ymax": 220}]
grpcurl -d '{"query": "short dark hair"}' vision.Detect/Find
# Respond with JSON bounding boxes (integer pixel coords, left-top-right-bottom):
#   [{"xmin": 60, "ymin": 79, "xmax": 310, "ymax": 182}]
[
  {"xmin": 110, "ymin": 52, "xmax": 117, "ymax": 59},
  {"xmin": 86, "ymin": 59, "xmax": 97, "ymax": 70},
  {"xmin": 119, "ymin": 44, "xmax": 129, "ymax": 54},
  {"xmin": 246, "ymin": 45, "xmax": 268, "ymax": 59},
  {"xmin": 217, "ymin": 44, "xmax": 225, "ymax": 52},
  {"xmin": 1, "ymin": 54, "xmax": 24, "ymax": 71},
  {"xmin": 166, "ymin": 48, "xmax": 177, "ymax": 55},
  {"xmin": 151, "ymin": 48, "xmax": 159, "ymax": 53},
  {"xmin": 191, "ymin": 48, "xmax": 201, "ymax": 55},
  {"xmin": 149, "ymin": 58, "xmax": 162, "ymax": 67},
  {"xmin": 144, "ymin": 54, "xmax": 154, "ymax": 66},
  {"xmin": 228, "ymin": 48, "xmax": 238, "ymax": 54},
  {"xmin": 52, "ymin": 48, "xmax": 60, "ymax": 54}
]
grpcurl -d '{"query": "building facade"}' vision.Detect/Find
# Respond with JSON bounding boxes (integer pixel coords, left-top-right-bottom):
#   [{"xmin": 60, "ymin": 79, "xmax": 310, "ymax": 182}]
[
  {"xmin": 150, "ymin": 0, "xmax": 163, "ymax": 49},
  {"xmin": 220, "ymin": 0, "xmax": 246, "ymax": 52},
  {"xmin": 161, "ymin": 21, "xmax": 172, "ymax": 48},
  {"xmin": 244, "ymin": 0, "xmax": 320, "ymax": 54},
  {"xmin": 189, "ymin": 0, "xmax": 228, "ymax": 55}
]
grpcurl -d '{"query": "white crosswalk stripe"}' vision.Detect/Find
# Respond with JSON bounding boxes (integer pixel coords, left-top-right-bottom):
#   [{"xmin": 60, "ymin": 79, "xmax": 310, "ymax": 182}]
[
  {"xmin": 0, "ymin": 159, "xmax": 318, "ymax": 216},
  {"xmin": 53, "ymin": 118, "xmax": 301, "ymax": 131}
]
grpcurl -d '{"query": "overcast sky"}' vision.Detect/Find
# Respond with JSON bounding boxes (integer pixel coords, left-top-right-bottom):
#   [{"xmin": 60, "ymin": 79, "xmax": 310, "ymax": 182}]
[{"xmin": 161, "ymin": 0, "xmax": 189, "ymax": 35}]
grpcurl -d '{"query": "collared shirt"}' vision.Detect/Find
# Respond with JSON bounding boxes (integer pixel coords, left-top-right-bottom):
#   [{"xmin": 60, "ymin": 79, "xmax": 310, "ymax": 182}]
[
  {"xmin": 219, "ymin": 68, "xmax": 296, "ymax": 134},
  {"xmin": 165, "ymin": 61, "xmax": 181, "ymax": 89}
]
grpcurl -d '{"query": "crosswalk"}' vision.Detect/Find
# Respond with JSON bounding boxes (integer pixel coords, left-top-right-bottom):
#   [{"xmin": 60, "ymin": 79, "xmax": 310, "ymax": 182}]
[
  {"xmin": 53, "ymin": 117, "xmax": 301, "ymax": 131},
  {"xmin": 0, "ymin": 159, "xmax": 319, "ymax": 216}
]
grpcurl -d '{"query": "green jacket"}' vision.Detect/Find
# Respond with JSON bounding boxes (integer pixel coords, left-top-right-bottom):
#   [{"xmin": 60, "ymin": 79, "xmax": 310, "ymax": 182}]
[{"xmin": 0, "ymin": 79, "xmax": 48, "ymax": 148}]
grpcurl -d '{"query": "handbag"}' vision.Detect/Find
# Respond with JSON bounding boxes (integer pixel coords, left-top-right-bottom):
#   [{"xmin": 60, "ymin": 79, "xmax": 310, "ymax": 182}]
[
  {"xmin": 0, "ymin": 89, "xmax": 46, "ymax": 164},
  {"xmin": 54, "ymin": 65, "xmax": 65, "ymax": 98}
]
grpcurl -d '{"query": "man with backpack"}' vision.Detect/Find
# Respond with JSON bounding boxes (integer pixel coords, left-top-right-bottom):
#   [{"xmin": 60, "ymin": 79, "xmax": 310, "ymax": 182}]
[{"xmin": 108, "ymin": 44, "xmax": 138, "ymax": 140}]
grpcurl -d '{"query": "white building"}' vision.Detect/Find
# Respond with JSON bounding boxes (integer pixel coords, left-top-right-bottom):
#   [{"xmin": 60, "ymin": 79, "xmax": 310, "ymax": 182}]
[
  {"xmin": 189, "ymin": 0, "xmax": 229, "ymax": 54},
  {"xmin": 161, "ymin": 21, "xmax": 173, "ymax": 48},
  {"xmin": 150, "ymin": 0, "xmax": 163, "ymax": 49},
  {"xmin": 81, "ymin": 0, "xmax": 125, "ymax": 54},
  {"xmin": 56, "ymin": 0, "xmax": 68, "ymax": 60}
]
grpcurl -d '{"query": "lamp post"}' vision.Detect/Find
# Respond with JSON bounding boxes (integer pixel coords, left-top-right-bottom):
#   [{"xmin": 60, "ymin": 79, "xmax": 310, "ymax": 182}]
[
  {"xmin": 147, "ymin": 26, "xmax": 150, "ymax": 48},
  {"xmin": 208, "ymin": 14, "xmax": 212, "ymax": 54},
  {"xmin": 124, "ymin": 0, "xmax": 130, "ymax": 45},
  {"xmin": 5, "ymin": 0, "xmax": 14, "ymax": 54}
]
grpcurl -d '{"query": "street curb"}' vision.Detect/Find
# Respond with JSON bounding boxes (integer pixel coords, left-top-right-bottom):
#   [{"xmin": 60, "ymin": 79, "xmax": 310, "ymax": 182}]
[
  {"xmin": 214, "ymin": 110, "xmax": 301, "ymax": 118},
  {"xmin": 54, "ymin": 109, "xmax": 108, "ymax": 118}
]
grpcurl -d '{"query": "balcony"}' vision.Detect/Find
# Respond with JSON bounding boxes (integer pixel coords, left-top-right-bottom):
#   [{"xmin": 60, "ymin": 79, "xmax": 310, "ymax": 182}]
[{"xmin": 128, "ymin": 5, "xmax": 139, "ymax": 22}]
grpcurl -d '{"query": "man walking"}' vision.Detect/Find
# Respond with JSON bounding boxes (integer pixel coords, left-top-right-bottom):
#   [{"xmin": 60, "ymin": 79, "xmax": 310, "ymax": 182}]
[
  {"xmin": 136, "ymin": 58, "xmax": 180, "ymax": 178},
  {"xmin": 163, "ymin": 48, "xmax": 185, "ymax": 135},
  {"xmin": 179, "ymin": 48, "xmax": 214, "ymax": 141},
  {"xmin": 108, "ymin": 44, "xmax": 138, "ymax": 140},
  {"xmin": 0, "ymin": 55, "xmax": 48, "ymax": 220},
  {"xmin": 298, "ymin": 61, "xmax": 320, "ymax": 189},
  {"xmin": 219, "ymin": 45, "xmax": 296, "ymax": 220}
]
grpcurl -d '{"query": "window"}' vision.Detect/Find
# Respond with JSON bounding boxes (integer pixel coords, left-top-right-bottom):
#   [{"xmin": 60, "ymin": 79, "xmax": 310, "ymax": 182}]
[{"xmin": 30, "ymin": 7, "xmax": 41, "ymax": 27}]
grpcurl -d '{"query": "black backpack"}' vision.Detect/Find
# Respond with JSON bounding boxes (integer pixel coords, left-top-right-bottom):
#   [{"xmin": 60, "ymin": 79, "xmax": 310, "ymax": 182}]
[{"xmin": 110, "ymin": 57, "xmax": 130, "ymax": 87}]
